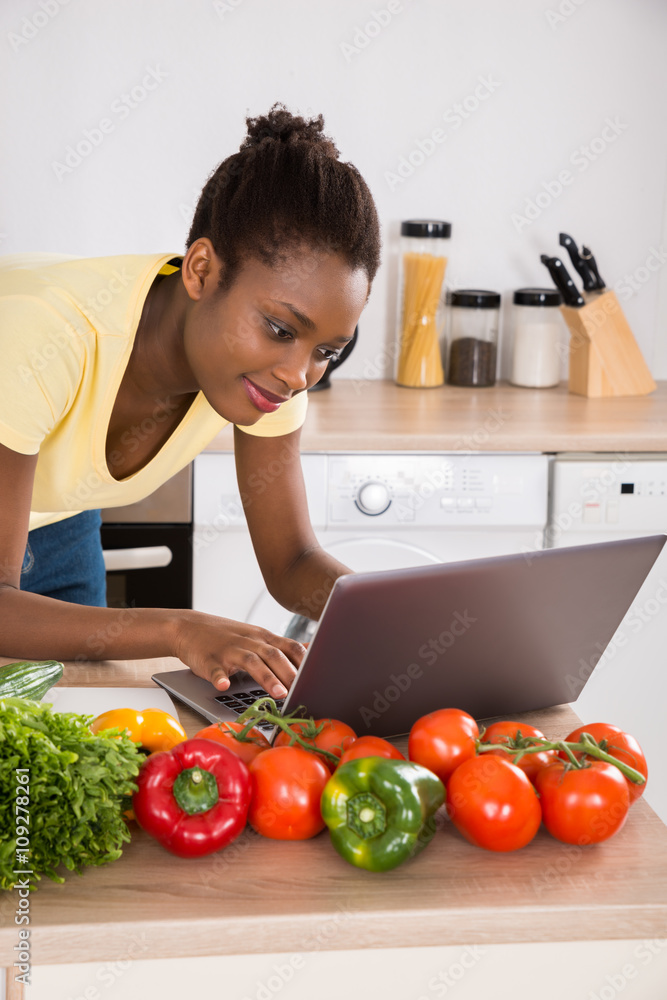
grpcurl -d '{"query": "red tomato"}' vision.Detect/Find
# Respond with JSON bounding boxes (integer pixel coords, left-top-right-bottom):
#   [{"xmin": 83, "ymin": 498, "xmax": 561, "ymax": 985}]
[
  {"xmin": 535, "ymin": 759, "xmax": 630, "ymax": 844},
  {"xmin": 482, "ymin": 720, "xmax": 558, "ymax": 783},
  {"xmin": 248, "ymin": 746, "xmax": 330, "ymax": 840},
  {"xmin": 408, "ymin": 708, "xmax": 479, "ymax": 783},
  {"xmin": 446, "ymin": 755, "xmax": 542, "ymax": 852},
  {"xmin": 562, "ymin": 723, "xmax": 648, "ymax": 804},
  {"xmin": 337, "ymin": 735, "xmax": 405, "ymax": 767},
  {"xmin": 274, "ymin": 718, "xmax": 357, "ymax": 770},
  {"xmin": 194, "ymin": 721, "xmax": 271, "ymax": 765}
]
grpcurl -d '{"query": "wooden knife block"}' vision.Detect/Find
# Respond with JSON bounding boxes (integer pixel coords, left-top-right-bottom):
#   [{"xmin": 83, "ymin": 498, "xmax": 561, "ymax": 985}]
[{"xmin": 561, "ymin": 290, "xmax": 656, "ymax": 398}]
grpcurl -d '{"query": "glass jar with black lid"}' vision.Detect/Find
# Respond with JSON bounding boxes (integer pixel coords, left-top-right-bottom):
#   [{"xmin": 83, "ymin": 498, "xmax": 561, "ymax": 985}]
[
  {"xmin": 510, "ymin": 287, "xmax": 564, "ymax": 388},
  {"xmin": 395, "ymin": 219, "xmax": 451, "ymax": 388},
  {"xmin": 446, "ymin": 289, "xmax": 500, "ymax": 387}
]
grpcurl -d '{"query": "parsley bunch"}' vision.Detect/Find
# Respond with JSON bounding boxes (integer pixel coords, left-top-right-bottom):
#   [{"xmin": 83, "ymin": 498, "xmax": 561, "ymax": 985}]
[{"xmin": 0, "ymin": 697, "xmax": 142, "ymax": 889}]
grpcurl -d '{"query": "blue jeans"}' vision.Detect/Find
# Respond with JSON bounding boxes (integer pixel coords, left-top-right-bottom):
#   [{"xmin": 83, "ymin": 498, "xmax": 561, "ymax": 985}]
[{"xmin": 21, "ymin": 510, "xmax": 107, "ymax": 607}]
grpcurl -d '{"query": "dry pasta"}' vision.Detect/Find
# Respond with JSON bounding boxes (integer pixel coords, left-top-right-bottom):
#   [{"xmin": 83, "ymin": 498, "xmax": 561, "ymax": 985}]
[{"xmin": 396, "ymin": 252, "xmax": 447, "ymax": 387}]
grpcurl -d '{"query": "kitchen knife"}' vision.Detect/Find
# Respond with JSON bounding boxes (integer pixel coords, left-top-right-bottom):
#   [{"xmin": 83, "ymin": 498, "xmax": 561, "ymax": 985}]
[
  {"xmin": 580, "ymin": 245, "xmax": 606, "ymax": 291},
  {"xmin": 540, "ymin": 254, "xmax": 585, "ymax": 308},
  {"xmin": 559, "ymin": 233, "xmax": 598, "ymax": 291}
]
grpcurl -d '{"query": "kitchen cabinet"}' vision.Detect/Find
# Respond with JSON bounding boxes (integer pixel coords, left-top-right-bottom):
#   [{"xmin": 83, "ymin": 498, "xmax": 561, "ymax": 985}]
[{"xmin": 2, "ymin": 656, "xmax": 667, "ymax": 1000}]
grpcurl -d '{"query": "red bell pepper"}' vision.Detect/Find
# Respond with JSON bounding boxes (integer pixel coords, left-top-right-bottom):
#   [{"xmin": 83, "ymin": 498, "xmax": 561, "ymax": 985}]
[{"xmin": 132, "ymin": 738, "xmax": 251, "ymax": 858}]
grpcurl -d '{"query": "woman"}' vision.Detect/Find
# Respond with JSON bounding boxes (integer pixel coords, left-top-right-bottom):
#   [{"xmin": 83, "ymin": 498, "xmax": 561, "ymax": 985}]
[{"xmin": 0, "ymin": 104, "xmax": 381, "ymax": 698}]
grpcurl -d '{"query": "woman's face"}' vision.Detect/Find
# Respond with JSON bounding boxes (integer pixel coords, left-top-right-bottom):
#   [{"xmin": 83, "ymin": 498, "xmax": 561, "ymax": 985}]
[{"xmin": 182, "ymin": 240, "xmax": 369, "ymax": 425}]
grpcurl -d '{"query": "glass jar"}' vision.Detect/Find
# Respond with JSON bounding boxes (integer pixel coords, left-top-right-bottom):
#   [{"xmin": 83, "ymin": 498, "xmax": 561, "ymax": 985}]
[
  {"xmin": 510, "ymin": 288, "xmax": 564, "ymax": 388},
  {"xmin": 395, "ymin": 219, "xmax": 451, "ymax": 388},
  {"xmin": 446, "ymin": 290, "xmax": 500, "ymax": 387}
]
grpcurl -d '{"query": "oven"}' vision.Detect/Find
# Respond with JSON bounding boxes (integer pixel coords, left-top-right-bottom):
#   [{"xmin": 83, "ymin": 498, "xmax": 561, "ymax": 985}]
[{"xmin": 100, "ymin": 464, "xmax": 193, "ymax": 610}]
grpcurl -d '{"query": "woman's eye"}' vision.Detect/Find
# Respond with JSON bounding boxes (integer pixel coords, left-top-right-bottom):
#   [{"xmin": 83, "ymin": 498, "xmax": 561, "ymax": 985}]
[
  {"xmin": 318, "ymin": 348, "xmax": 340, "ymax": 362},
  {"xmin": 268, "ymin": 320, "xmax": 292, "ymax": 340}
]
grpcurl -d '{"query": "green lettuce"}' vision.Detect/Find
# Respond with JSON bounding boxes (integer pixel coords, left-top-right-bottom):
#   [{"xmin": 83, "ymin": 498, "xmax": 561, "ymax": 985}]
[{"xmin": 0, "ymin": 697, "xmax": 141, "ymax": 889}]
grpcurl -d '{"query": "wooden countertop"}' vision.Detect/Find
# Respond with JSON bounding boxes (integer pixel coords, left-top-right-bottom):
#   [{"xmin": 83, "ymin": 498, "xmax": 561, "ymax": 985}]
[
  {"xmin": 204, "ymin": 380, "xmax": 667, "ymax": 453},
  {"xmin": 2, "ymin": 657, "xmax": 667, "ymax": 966}
]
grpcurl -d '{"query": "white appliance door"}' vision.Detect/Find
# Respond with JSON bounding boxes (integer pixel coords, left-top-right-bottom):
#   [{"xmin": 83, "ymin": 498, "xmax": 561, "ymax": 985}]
[
  {"xmin": 549, "ymin": 455, "xmax": 667, "ymax": 825},
  {"xmin": 193, "ymin": 452, "xmax": 549, "ymax": 624},
  {"xmin": 246, "ymin": 535, "xmax": 441, "ymax": 635}
]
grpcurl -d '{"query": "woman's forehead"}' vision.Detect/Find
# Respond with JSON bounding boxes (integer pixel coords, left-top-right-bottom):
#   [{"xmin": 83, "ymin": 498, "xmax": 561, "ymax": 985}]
[{"xmin": 239, "ymin": 252, "xmax": 369, "ymax": 310}]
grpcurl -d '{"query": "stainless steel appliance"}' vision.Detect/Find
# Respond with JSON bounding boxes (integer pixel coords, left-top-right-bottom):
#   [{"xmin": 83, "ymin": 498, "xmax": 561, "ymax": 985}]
[{"xmin": 101, "ymin": 465, "xmax": 193, "ymax": 609}]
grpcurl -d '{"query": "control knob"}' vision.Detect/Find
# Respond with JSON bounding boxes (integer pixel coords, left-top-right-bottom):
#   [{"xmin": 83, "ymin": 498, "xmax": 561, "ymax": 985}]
[{"xmin": 355, "ymin": 481, "xmax": 391, "ymax": 516}]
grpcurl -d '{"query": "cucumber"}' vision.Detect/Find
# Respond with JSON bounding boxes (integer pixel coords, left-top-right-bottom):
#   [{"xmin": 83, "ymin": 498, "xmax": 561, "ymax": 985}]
[{"xmin": 0, "ymin": 660, "xmax": 64, "ymax": 701}]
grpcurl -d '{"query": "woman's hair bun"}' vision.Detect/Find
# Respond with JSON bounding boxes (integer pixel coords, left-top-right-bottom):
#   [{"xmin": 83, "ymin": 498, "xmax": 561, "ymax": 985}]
[{"xmin": 241, "ymin": 102, "xmax": 340, "ymax": 158}]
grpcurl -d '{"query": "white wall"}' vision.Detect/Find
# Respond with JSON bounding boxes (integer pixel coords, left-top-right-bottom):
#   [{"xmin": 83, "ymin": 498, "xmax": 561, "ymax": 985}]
[{"xmin": 1, "ymin": 0, "xmax": 666, "ymax": 380}]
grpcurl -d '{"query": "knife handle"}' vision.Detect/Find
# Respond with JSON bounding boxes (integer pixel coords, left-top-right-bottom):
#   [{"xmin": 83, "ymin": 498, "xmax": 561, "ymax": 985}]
[
  {"xmin": 554, "ymin": 259, "xmax": 585, "ymax": 308},
  {"xmin": 559, "ymin": 233, "xmax": 598, "ymax": 291},
  {"xmin": 541, "ymin": 255, "xmax": 585, "ymax": 308},
  {"xmin": 580, "ymin": 246, "xmax": 606, "ymax": 290}
]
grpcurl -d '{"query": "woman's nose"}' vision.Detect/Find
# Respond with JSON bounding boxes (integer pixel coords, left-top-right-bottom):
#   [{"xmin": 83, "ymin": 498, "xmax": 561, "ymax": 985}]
[{"xmin": 273, "ymin": 353, "xmax": 310, "ymax": 392}]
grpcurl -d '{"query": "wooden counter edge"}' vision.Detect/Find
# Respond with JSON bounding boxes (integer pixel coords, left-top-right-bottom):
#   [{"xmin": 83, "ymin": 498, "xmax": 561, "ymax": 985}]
[{"xmin": 3, "ymin": 902, "xmax": 667, "ymax": 968}]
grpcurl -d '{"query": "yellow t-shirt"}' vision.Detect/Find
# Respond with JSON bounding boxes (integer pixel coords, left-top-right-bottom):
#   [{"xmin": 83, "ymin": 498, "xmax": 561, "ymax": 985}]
[{"xmin": 0, "ymin": 252, "xmax": 308, "ymax": 530}]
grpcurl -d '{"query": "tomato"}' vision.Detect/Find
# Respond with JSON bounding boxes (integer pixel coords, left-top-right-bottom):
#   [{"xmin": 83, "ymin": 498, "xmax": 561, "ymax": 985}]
[
  {"xmin": 408, "ymin": 708, "xmax": 479, "ymax": 783},
  {"xmin": 535, "ymin": 759, "xmax": 630, "ymax": 844},
  {"xmin": 337, "ymin": 735, "xmax": 405, "ymax": 767},
  {"xmin": 194, "ymin": 720, "xmax": 271, "ymax": 765},
  {"xmin": 248, "ymin": 746, "xmax": 330, "ymax": 840},
  {"xmin": 562, "ymin": 723, "xmax": 648, "ymax": 804},
  {"xmin": 274, "ymin": 718, "xmax": 357, "ymax": 770},
  {"xmin": 446, "ymin": 755, "xmax": 542, "ymax": 852},
  {"xmin": 482, "ymin": 720, "xmax": 558, "ymax": 783}
]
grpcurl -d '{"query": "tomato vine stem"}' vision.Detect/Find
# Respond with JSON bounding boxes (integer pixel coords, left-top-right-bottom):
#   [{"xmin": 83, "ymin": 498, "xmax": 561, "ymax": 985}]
[
  {"xmin": 235, "ymin": 698, "xmax": 340, "ymax": 764},
  {"xmin": 476, "ymin": 732, "xmax": 645, "ymax": 785}
]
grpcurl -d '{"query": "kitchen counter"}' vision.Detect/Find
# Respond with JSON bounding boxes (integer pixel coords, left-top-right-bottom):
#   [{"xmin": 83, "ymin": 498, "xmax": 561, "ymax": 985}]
[
  {"xmin": 2, "ymin": 656, "xmax": 667, "ymax": 982},
  {"xmin": 204, "ymin": 380, "xmax": 667, "ymax": 453}
]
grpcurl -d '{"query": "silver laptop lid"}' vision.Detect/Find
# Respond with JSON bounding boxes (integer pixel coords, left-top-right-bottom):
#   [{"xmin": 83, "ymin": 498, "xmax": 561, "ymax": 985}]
[
  {"xmin": 278, "ymin": 534, "xmax": 666, "ymax": 736},
  {"xmin": 154, "ymin": 535, "xmax": 665, "ymax": 738}
]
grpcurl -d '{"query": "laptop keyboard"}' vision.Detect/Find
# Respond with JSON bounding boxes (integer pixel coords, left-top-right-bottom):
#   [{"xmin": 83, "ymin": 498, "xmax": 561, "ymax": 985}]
[{"xmin": 214, "ymin": 687, "xmax": 284, "ymax": 732}]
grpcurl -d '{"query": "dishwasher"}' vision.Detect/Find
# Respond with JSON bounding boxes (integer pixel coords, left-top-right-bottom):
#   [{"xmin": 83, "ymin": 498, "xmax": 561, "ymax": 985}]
[{"xmin": 548, "ymin": 453, "xmax": 667, "ymax": 824}]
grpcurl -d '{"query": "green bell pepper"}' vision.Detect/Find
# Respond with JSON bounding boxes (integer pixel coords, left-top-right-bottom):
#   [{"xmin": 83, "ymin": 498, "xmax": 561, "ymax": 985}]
[{"xmin": 320, "ymin": 757, "xmax": 445, "ymax": 872}]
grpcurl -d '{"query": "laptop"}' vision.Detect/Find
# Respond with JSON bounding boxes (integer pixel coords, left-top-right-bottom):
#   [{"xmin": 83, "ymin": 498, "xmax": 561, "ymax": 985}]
[{"xmin": 152, "ymin": 535, "xmax": 666, "ymax": 738}]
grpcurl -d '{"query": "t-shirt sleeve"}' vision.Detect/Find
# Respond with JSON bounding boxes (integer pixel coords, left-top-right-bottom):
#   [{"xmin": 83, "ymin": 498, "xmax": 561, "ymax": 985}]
[
  {"xmin": 0, "ymin": 296, "xmax": 83, "ymax": 455},
  {"xmin": 234, "ymin": 388, "xmax": 308, "ymax": 438}
]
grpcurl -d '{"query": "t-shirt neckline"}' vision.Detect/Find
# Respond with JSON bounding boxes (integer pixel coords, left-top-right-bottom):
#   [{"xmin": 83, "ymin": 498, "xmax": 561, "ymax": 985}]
[{"xmin": 95, "ymin": 253, "xmax": 210, "ymax": 486}]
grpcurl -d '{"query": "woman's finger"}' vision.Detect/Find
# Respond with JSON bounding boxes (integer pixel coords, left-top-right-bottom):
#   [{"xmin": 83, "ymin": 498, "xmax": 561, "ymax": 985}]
[{"xmin": 226, "ymin": 646, "xmax": 290, "ymax": 698}]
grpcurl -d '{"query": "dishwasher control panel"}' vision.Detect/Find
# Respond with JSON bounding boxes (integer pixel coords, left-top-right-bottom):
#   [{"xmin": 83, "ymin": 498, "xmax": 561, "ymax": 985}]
[{"xmin": 550, "ymin": 455, "xmax": 667, "ymax": 535}]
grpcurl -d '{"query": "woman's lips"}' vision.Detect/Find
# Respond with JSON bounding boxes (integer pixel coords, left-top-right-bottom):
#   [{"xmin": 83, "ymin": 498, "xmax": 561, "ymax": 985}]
[{"xmin": 242, "ymin": 376, "xmax": 289, "ymax": 413}]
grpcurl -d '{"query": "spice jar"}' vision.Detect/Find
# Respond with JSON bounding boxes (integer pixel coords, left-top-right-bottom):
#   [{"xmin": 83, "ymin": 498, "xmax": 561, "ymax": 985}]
[
  {"xmin": 395, "ymin": 220, "xmax": 451, "ymax": 388},
  {"xmin": 446, "ymin": 290, "xmax": 500, "ymax": 387},
  {"xmin": 510, "ymin": 288, "xmax": 564, "ymax": 388}
]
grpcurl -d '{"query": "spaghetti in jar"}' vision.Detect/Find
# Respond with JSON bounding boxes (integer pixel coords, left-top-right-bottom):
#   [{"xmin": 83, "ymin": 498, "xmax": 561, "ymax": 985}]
[{"xmin": 395, "ymin": 219, "xmax": 451, "ymax": 388}]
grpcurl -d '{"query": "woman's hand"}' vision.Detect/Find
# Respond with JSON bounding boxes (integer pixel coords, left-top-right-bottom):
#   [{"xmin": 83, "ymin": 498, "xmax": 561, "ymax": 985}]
[{"xmin": 172, "ymin": 611, "xmax": 307, "ymax": 698}]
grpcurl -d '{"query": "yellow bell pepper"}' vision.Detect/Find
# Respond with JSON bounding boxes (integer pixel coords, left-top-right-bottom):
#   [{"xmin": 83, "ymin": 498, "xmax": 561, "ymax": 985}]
[{"xmin": 90, "ymin": 707, "xmax": 187, "ymax": 753}]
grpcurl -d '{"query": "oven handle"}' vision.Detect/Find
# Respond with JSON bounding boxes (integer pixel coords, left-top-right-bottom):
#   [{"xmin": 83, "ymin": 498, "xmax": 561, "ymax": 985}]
[{"xmin": 102, "ymin": 546, "xmax": 173, "ymax": 572}]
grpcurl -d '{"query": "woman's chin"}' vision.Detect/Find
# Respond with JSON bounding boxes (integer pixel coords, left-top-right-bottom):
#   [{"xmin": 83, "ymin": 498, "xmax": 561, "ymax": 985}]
[{"xmin": 203, "ymin": 389, "xmax": 262, "ymax": 426}]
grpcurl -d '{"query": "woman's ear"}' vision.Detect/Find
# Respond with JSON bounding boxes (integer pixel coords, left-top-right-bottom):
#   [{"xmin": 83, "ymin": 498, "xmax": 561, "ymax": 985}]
[{"xmin": 181, "ymin": 238, "xmax": 225, "ymax": 300}]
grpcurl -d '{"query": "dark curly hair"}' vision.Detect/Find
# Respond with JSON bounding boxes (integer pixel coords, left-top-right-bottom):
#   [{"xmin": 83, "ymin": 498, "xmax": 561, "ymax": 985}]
[{"xmin": 186, "ymin": 103, "xmax": 381, "ymax": 291}]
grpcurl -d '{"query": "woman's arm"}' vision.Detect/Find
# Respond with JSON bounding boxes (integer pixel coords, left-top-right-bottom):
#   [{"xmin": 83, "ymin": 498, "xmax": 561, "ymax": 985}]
[
  {"xmin": 0, "ymin": 442, "xmax": 302, "ymax": 697},
  {"xmin": 234, "ymin": 426, "xmax": 352, "ymax": 620}
]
